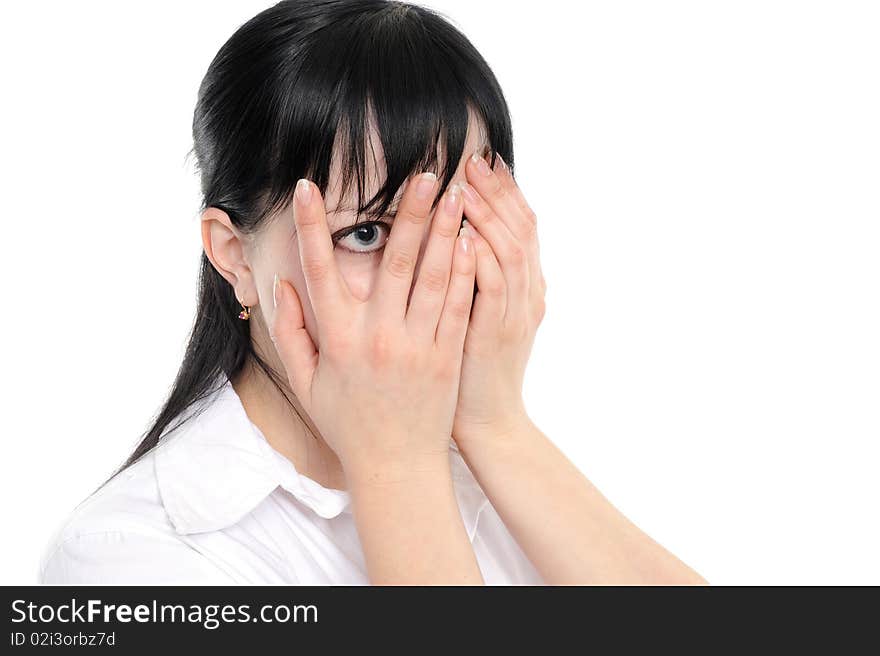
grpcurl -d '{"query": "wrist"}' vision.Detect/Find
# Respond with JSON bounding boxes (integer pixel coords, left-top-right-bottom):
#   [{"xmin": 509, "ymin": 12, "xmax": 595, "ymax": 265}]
[
  {"xmin": 454, "ymin": 412, "xmax": 540, "ymax": 461},
  {"xmin": 343, "ymin": 448, "xmax": 453, "ymax": 492},
  {"xmin": 454, "ymin": 406, "xmax": 534, "ymax": 447}
]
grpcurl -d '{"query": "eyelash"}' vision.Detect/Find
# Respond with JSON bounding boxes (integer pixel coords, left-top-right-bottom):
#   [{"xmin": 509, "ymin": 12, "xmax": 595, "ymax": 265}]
[{"xmin": 333, "ymin": 219, "xmax": 393, "ymax": 257}]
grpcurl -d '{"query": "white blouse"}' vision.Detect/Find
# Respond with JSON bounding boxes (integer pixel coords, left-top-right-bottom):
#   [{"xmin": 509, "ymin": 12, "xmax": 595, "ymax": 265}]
[{"xmin": 39, "ymin": 375, "xmax": 543, "ymax": 584}]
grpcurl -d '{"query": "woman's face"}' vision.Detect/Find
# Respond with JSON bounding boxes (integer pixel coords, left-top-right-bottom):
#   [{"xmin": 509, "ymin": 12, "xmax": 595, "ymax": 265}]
[{"xmin": 244, "ymin": 116, "xmax": 490, "ymax": 353}]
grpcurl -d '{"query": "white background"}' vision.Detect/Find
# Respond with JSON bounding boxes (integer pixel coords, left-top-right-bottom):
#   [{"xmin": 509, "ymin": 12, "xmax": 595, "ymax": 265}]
[{"xmin": 1, "ymin": 1, "xmax": 877, "ymax": 585}]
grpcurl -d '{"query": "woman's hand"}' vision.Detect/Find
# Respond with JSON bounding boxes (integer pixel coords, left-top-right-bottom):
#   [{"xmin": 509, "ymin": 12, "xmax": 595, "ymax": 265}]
[
  {"xmin": 269, "ymin": 174, "xmax": 485, "ymax": 585},
  {"xmin": 452, "ymin": 152, "xmax": 547, "ymax": 447},
  {"xmin": 448, "ymin": 156, "xmax": 705, "ymax": 584},
  {"xmin": 269, "ymin": 173, "xmax": 476, "ymax": 483}
]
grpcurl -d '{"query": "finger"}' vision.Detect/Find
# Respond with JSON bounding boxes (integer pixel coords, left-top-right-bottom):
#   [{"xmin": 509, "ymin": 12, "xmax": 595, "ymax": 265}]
[
  {"xmin": 406, "ymin": 182, "xmax": 463, "ymax": 341},
  {"xmin": 463, "ymin": 219, "xmax": 506, "ymax": 329},
  {"xmin": 466, "ymin": 151, "xmax": 536, "ymax": 246},
  {"xmin": 292, "ymin": 178, "xmax": 349, "ymax": 330},
  {"xmin": 459, "ymin": 181, "xmax": 529, "ymax": 324},
  {"xmin": 435, "ymin": 225, "xmax": 476, "ymax": 351},
  {"xmin": 492, "ymin": 154, "xmax": 546, "ymax": 309},
  {"xmin": 468, "ymin": 152, "xmax": 544, "ymax": 317},
  {"xmin": 269, "ymin": 273, "xmax": 318, "ymax": 402},
  {"xmin": 372, "ymin": 172, "xmax": 439, "ymax": 323},
  {"xmin": 494, "ymin": 154, "xmax": 539, "ymax": 231}
]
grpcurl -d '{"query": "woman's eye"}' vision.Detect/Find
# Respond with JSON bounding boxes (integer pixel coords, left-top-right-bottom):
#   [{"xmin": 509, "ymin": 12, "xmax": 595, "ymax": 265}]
[{"xmin": 335, "ymin": 221, "xmax": 391, "ymax": 255}]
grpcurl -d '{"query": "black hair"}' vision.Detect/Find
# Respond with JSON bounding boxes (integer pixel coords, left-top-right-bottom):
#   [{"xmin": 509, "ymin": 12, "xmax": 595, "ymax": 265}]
[{"xmin": 110, "ymin": 0, "xmax": 515, "ymax": 480}]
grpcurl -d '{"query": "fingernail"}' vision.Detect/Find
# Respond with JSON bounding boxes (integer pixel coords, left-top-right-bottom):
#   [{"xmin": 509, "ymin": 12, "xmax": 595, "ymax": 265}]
[
  {"xmin": 471, "ymin": 151, "xmax": 492, "ymax": 176},
  {"xmin": 296, "ymin": 178, "xmax": 312, "ymax": 204},
  {"xmin": 495, "ymin": 153, "xmax": 508, "ymax": 173},
  {"xmin": 458, "ymin": 227, "xmax": 470, "ymax": 254},
  {"xmin": 415, "ymin": 172, "xmax": 437, "ymax": 199},
  {"xmin": 273, "ymin": 273, "xmax": 281, "ymax": 308},
  {"xmin": 445, "ymin": 183, "xmax": 461, "ymax": 212},
  {"xmin": 460, "ymin": 182, "xmax": 479, "ymax": 204},
  {"xmin": 461, "ymin": 219, "xmax": 482, "ymax": 243}
]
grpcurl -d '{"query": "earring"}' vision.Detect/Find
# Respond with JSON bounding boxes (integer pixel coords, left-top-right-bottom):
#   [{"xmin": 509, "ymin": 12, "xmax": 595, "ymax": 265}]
[{"xmin": 237, "ymin": 299, "xmax": 250, "ymax": 321}]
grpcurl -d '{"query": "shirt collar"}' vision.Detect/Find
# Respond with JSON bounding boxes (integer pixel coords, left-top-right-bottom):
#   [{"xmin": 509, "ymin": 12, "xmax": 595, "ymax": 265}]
[{"xmin": 154, "ymin": 375, "xmax": 488, "ymax": 540}]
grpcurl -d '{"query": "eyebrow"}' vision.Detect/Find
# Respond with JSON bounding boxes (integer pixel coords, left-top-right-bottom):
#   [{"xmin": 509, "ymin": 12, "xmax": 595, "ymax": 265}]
[{"xmin": 327, "ymin": 201, "xmax": 400, "ymax": 223}]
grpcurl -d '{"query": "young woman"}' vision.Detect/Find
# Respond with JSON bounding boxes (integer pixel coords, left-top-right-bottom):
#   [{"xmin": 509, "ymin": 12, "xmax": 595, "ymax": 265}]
[{"xmin": 39, "ymin": 0, "xmax": 706, "ymax": 585}]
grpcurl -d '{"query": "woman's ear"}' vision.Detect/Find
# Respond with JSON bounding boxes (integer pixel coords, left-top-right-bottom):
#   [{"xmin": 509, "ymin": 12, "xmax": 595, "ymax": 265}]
[{"xmin": 201, "ymin": 207, "xmax": 257, "ymax": 307}]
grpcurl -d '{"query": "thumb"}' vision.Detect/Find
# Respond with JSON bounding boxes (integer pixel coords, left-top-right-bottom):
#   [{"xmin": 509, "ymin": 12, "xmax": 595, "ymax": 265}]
[{"xmin": 269, "ymin": 273, "xmax": 317, "ymax": 400}]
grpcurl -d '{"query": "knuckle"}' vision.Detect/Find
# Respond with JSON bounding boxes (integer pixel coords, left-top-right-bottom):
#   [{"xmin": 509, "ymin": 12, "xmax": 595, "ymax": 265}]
[
  {"xmin": 534, "ymin": 296, "xmax": 547, "ymax": 323},
  {"xmin": 434, "ymin": 219, "xmax": 460, "ymax": 240},
  {"xmin": 465, "ymin": 196, "xmax": 492, "ymax": 223},
  {"xmin": 504, "ymin": 245, "xmax": 527, "ymax": 268},
  {"xmin": 399, "ymin": 206, "xmax": 430, "ymax": 226},
  {"xmin": 385, "ymin": 249, "xmax": 416, "ymax": 279},
  {"xmin": 367, "ymin": 330, "xmax": 394, "ymax": 368},
  {"xmin": 418, "ymin": 265, "xmax": 449, "ymax": 294},
  {"xmin": 484, "ymin": 280, "xmax": 506, "ymax": 298},
  {"xmin": 301, "ymin": 258, "xmax": 330, "ymax": 283},
  {"xmin": 295, "ymin": 209, "xmax": 321, "ymax": 229},
  {"xmin": 521, "ymin": 216, "xmax": 538, "ymax": 241},
  {"xmin": 436, "ymin": 357, "xmax": 460, "ymax": 382},
  {"xmin": 478, "ymin": 208, "xmax": 498, "ymax": 227},
  {"xmin": 489, "ymin": 177, "xmax": 507, "ymax": 201},
  {"xmin": 447, "ymin": 299, "xmax": 473, "ymax": 321},
  {"xmin": 523, "ymin": 207, "xmax": 538, "ymax": 226}
]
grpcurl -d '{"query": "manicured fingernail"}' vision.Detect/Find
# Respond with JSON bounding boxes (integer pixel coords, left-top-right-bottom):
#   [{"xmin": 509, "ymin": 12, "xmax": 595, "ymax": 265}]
[
  {"xmin": 273, "ymin": 273, "xmax": 281, "ymax": 308},
  {"xmin": 471, "ymin": 151, "xmax": 492, "ymax": 176},
  {"xmin": 461, "ymin": 218, "xmax": 476, "ymax": 241},
  {"xmin": 458, "ymin": 227, "xmax": 470, "ymax": 253},
  {"xmin": 445, "ymin": 183, "xmax": 461, "ymax": 211},
  {"xmin": 495, "ymin": 153, "xmax": 508, "ymax": 173},
  {"xmin": 460, "ymin": 182, "xmax": 479, "ymax": 204},
  {"xmin": 296, "ymin": 178, "xmax": 312, "ymax": 204},
  {"xmin": 415, "ymin": 172, "xmax": 437, "ymax": 199}
]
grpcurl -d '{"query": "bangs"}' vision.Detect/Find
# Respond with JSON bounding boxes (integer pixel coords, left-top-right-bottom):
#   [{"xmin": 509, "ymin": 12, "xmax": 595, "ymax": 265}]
[{"xmin": 255, "ymin": 2, "xmax": 513, "ymax": 224}]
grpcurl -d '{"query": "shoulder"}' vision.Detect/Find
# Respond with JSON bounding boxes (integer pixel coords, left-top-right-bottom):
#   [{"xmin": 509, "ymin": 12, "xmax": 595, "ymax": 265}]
[
  {"xmin": 38, "ymin": 450, "xmax": 233, "ymax": 584},
  {"xmin": 44, "ymin": 451, "xmax": 170, "ymax": 543}
]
